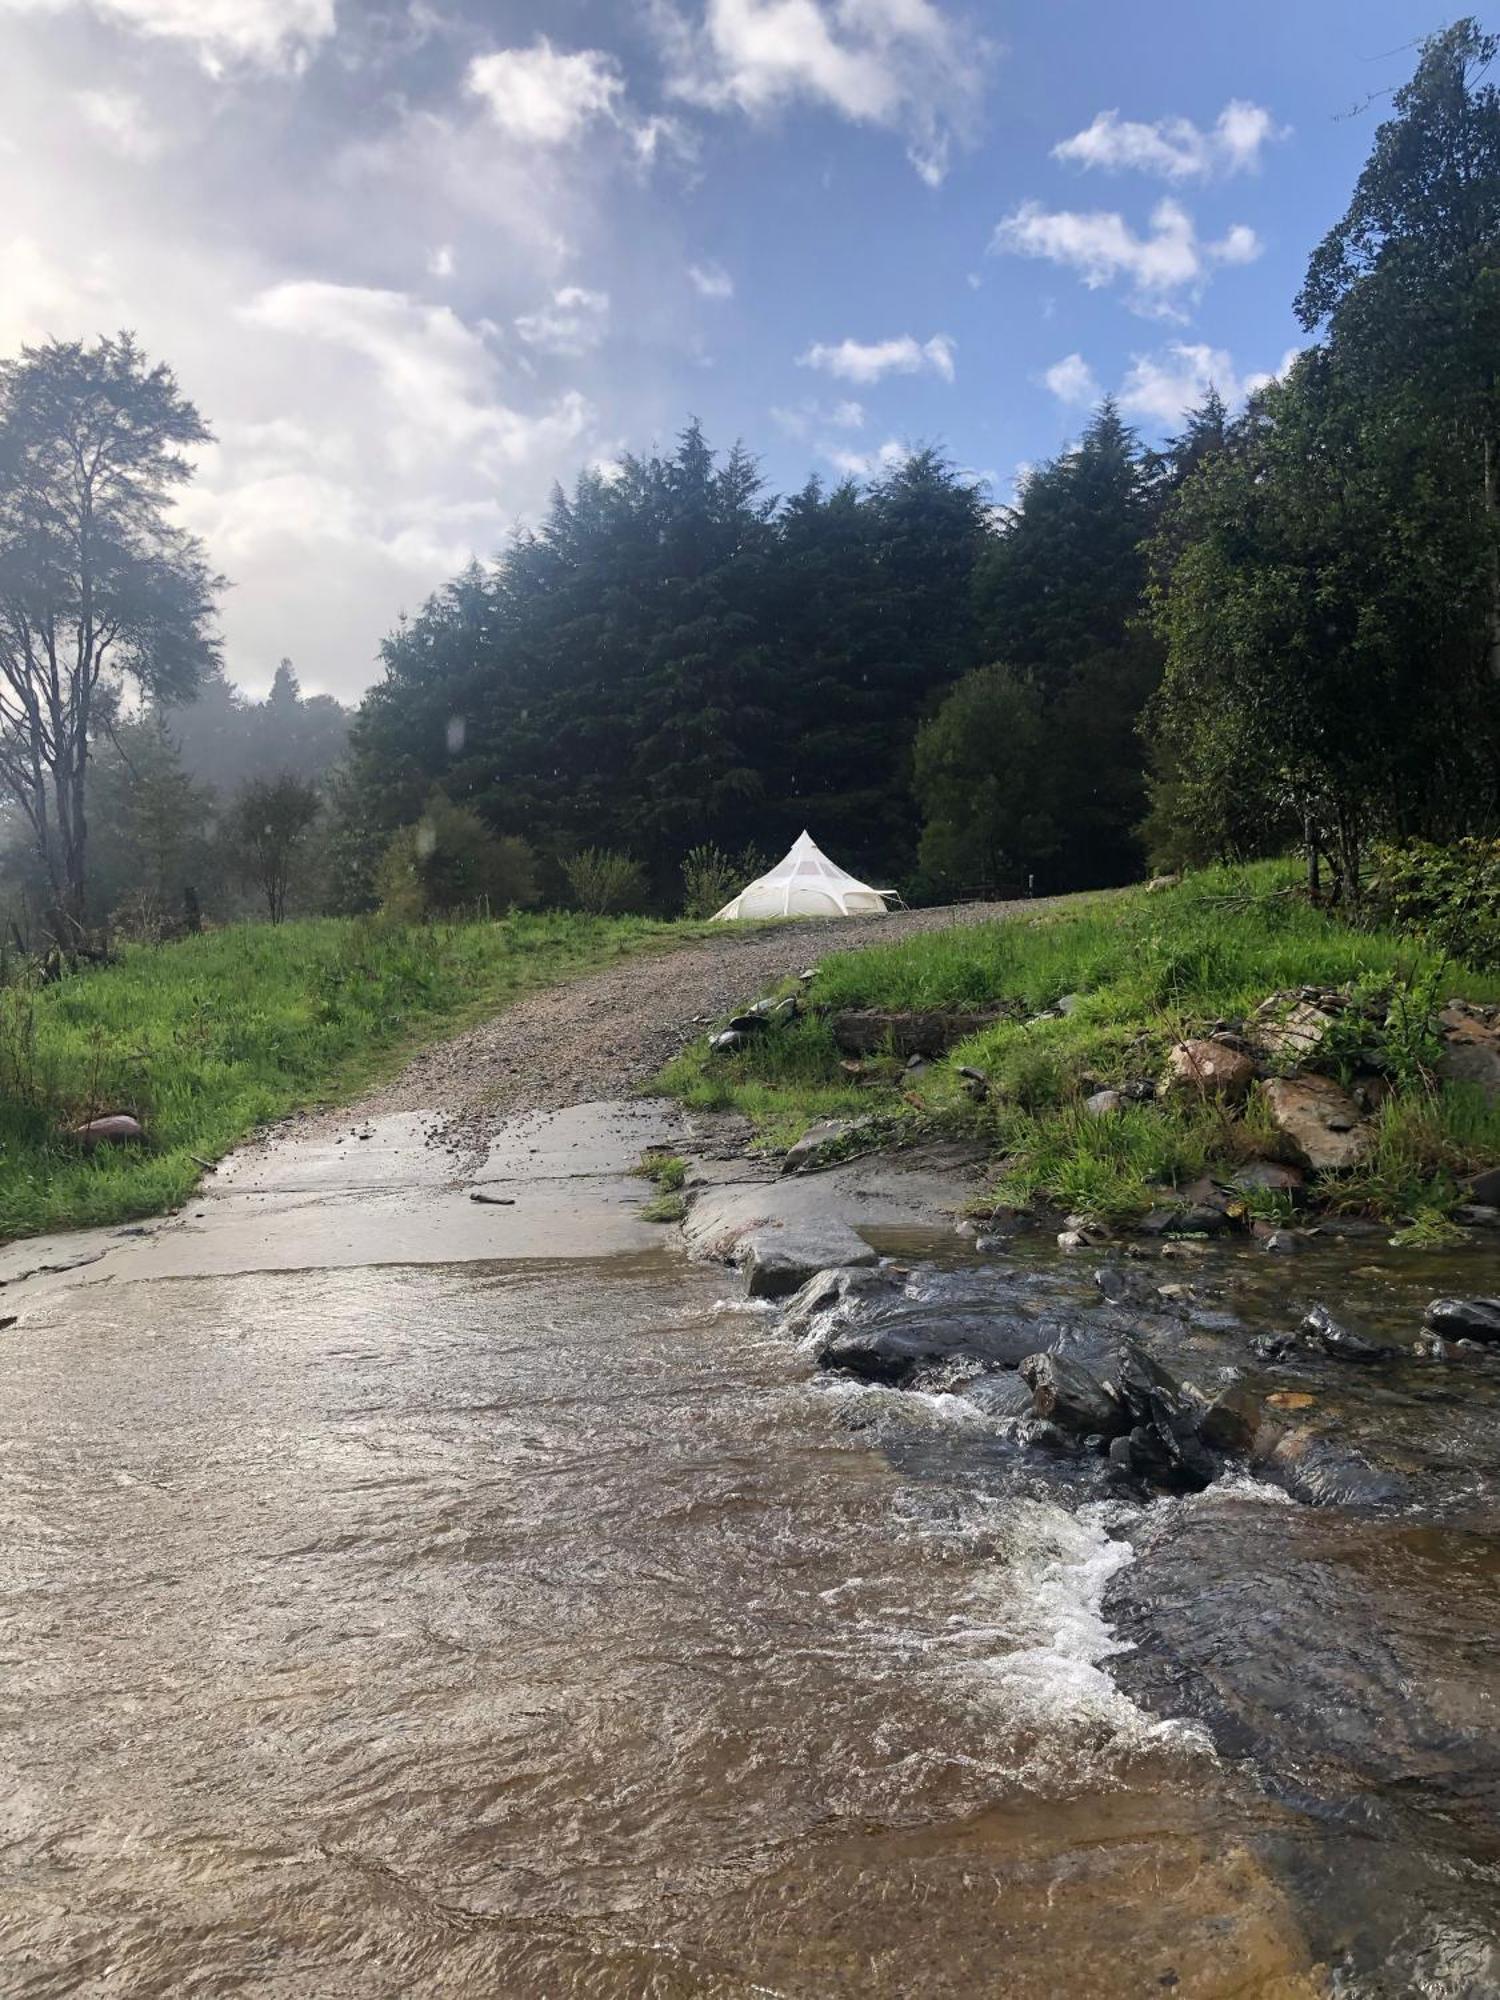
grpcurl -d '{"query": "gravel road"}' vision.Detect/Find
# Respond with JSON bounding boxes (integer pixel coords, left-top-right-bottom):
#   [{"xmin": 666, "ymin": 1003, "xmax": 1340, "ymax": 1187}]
[{"xmin": 350, "ymin": 899, "xmax": 1055, "ymax": 1128}]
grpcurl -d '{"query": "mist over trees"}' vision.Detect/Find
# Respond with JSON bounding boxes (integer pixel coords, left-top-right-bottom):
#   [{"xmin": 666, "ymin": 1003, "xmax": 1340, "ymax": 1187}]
[{"xmin": 2, "ymin": 21, "xmax": 1497, "ymax": 938}]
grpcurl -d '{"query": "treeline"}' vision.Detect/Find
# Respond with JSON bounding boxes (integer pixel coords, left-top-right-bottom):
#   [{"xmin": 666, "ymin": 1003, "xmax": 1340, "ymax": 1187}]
[
  {"xmin": 0, "ymin": 660, "xmax": 349, "ymax": 941},
  {"xmin": 343, "ymin": 19, "xmax": 1500, "ymax": 913},
  {"xmin": 2, "ymin": 22, "xmax": 1497, "ymax": 944}
]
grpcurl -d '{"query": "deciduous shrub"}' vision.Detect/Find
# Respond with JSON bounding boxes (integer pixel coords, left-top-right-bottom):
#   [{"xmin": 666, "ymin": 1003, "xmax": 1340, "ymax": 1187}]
[
  {"xmin": 378, "ymin": 793, "xmax": 539, "ymax": 919},
  {"xmin": 1367, "ymin": 839, "xmax": 1500, "ymax": 970},
  {"xmin": 680, "ymin": 843, "xmax": 766, "ymax": 919},
  {"xmin": 564, "ymin": 847, "xmax": 649, "ymax": 915}
]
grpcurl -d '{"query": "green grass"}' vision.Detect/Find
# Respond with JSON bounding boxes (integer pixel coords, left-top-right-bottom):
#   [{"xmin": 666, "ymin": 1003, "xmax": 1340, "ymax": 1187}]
[
  {"xmin": 0, "ymin": 911, "xmax": 705, "ymax": 1241},
  {"xmin": 659, "ymin": 861, "xmax": 1500, "ymax": 1224}
]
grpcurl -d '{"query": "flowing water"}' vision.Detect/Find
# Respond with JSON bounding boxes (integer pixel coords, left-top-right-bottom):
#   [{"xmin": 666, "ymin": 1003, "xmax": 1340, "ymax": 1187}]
[{"xmin": 3, "ymin": 1159, "xmax": 1499, "ymax": 1995}]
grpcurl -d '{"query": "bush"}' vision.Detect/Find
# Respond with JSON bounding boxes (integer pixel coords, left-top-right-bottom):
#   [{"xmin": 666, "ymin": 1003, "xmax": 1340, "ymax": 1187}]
[
  {"xmin": 378, "ymin": 796, "xmax": 544, "ymax": 920},
  {"xmin": 378, "ymin": 793, "xmax": 539, "ymax": 920},
  {"xmin": 680, "ymin": 842, "xmax": 766, "ymax": 919},
  {"xmin": 564, "ymin": 846, "xmax": 649, "ymax": 915},
  {"xmin": 1366, "ymin": 838, "xmax": 1500, "ymax": 970}
]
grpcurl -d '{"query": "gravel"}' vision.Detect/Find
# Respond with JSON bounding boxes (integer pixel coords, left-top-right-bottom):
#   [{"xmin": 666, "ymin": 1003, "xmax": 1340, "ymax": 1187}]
[{"xmin": 347, "ymin": 899, "xmax": 1056, "ymax": 1131}]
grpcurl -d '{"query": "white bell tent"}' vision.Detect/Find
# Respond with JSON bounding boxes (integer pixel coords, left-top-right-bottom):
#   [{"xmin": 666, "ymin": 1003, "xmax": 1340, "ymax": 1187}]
[{"xmin": 711, "ymin": 831, "xmax": 898, "ymax": 921}]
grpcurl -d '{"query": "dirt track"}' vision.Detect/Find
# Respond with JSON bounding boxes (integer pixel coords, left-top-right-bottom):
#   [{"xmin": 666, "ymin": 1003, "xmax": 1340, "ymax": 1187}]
[{"xmin": 347, "ymin": 899, "xmax": 1053, "ymax": 1128}]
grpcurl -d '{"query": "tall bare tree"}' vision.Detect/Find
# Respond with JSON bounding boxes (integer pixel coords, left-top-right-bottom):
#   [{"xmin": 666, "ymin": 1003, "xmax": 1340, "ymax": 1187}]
[{"xmin": 0, "ymin": 333, "xmax": 220, "ymax": 939}]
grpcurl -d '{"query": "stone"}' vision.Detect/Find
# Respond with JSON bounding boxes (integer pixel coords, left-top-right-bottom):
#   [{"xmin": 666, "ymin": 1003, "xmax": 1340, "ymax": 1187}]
[
  {"xmin": 1231, "ymin": 1160, "xmax": 1306, "ymax": 1197},
  {"xmin": 1258, "ymin": 1075, "xmax": 1369, "ymax": 1173},
  {"xmin": 1054, "ymin": 992, "xmax": 1083, "ymax": 1015},
  {"xmin": 738, "ymin": 1225, "xmax": 877, "ymax": 1299},
  {"xmin": 1423, "ymin": 1297, "xmax": 1500, "ymax": 1342},
  {"xmin": 1251, "ymin": 998, "xmax": 1343, "ymax": 1064},
  {"xmin": 956, "ymin": 1066, "xmax": 989, "ymax": 1103},
  {"xmin": 1146, "ymin": 872, "xmax": 1181, "ymax": 894},
  {"xmin": 1199, "ymin": 1379, "xmax": 1263, "ymax": 1455},
  {"xmin": 1169, "ymin": 1203, "xmax": 1234, "ymax": 1237},
  {"xmin": 781, "ymin": 1116, "xmax": 876, "ymax": 1175},
  {"xmin": 1455, "ymin": 1205, "xmax": 1500, "ymax": 1229},
  {"xmin": 1093, "ymin": 1264, "xmax": 1161, "ymax": 1308},
  {"xmin": 1263, "ymin": 1428, "xmax": 1407, "ymax": 1510},
  {"xmin": 960, "ymin": 1370, "xmax": 1035, "ymax": 1420},
  {"xmin": 1019, "ymin": 1352, "xmax": 1127, "ymax": 1438},
  {"xmin": 1464, "ymin": 1165, "xmax": 1500, "ymax": 1207},
  {"xmin": 73, "ymin": 1114, "xmax": 145, "ymax": 1147},
  {"xmin": 1159, "ymin": 1039, "xmax": 1256, "ymax": 1103},
  {"xmin": 709, "ymin": 1029, "xmax": 748, "ymax": 1054},
  {"xmin": 1301, "ymin": 1303, "xmax": 1394, "ymax": 1362},
  {"xmin": 1056, "ymin": 1229, "xmax": 1088, "ymax": 1251},
  {"xmin": 1438, "ymin": 1003, "xmax": 1500, "ymax": 1106},
  {"xmin": 726, "ymin": 1011, "xmax": 772, "ymax": 1035},
  {"xmin": 1084, "ymin": 1088, "xmax": 1124, "ymax": 1117},
  {"xmin": 1262, "ymin": 1230, "xmax": 1301, "ymax": 1256},
  {"xmin": 830, "ymin": 1008, "xmax": 1006, "ymax": 1058}
]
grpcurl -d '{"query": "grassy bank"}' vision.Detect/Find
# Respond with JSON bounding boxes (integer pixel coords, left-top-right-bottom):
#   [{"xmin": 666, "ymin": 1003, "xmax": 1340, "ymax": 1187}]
[
  {"xmin": 661, "ymin": 863, "xmax": 1500, "ymax": 1228},
  {"xmin": 0, "ymin": 912, "xmax": 701, "ymax": 1241}
]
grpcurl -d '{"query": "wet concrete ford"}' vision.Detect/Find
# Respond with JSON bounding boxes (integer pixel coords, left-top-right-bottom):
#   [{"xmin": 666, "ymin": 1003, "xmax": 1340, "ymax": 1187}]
[{"xmin": 2, "ymin": 1105, "xmax": 1499, "ymax": 1995}]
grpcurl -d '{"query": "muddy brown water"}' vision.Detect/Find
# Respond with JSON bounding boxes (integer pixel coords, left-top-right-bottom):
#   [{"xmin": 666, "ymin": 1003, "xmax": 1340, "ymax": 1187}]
[{"xmin": 3, "ymin": 1119, "xmax": 1499, "ymax": 1996}]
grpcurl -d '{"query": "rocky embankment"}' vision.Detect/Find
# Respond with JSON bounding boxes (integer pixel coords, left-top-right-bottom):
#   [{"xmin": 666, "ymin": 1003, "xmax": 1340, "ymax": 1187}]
[{"xmin": 707, "ymin": 978, "xmax": 1500, "ymax": 1248}]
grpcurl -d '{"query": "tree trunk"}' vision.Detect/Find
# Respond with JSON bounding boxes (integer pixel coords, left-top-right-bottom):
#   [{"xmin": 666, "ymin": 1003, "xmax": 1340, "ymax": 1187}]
[{"xmin": 1485, "ymin": 427, "xmax": 1500, "ymax": 681}]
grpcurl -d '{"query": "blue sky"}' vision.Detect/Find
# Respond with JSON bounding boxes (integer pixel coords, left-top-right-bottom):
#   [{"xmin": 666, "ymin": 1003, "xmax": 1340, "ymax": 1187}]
[{"xmin": 0, "ymin": 0, "xmax": 1472, "ymax": 697}]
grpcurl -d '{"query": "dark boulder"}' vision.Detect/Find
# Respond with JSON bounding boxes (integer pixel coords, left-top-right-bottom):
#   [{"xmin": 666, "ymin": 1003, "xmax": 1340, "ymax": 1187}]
[
  {"xmin": 830, "ymin": 1008, "xmax": 1005, "ymax": 1057},
  {"xmin": 1423, "ymin": 1297, "xmax": 1500, "ymax": 1343},
  {"xmin": 1198, "ymin": 1378, "xmax": 1263, "ymax": 1456},
  {"xmin": 1301, "ymin": 1303, "xmax": 1396, "ymax": 1362},
  {"xmin": 959, "ymin": 1370, "xmax": 1035, "ymax": 1420},
  {"xmin": 1019, "ymin": 1352, "xmax": 1127, "ymax": 1438},
  {"xmin": 1263, "ymin": 1427, "xmax": 1409, "ymax": 1509}
]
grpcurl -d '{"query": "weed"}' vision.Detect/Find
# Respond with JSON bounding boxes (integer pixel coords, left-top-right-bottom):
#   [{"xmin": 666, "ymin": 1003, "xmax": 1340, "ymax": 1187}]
[{"xmin": 640, "ymin": 1188, "xmax": 688, "ymax": 1223}]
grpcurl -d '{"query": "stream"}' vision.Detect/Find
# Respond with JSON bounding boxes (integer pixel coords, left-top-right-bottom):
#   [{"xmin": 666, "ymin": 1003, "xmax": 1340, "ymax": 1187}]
[{"xmin": 2, "ymin": 1131, "xmax": 1499, "ymax": 1996}]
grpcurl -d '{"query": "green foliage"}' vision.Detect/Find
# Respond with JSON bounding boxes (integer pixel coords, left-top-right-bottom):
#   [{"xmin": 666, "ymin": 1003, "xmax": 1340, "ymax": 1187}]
[
  {"xmin": 1314, "ymin": 966, "xmax": 1448, "ymax": 1091},
  {"xmin": 966, "ymin": 403, "xmax": 1164, "ymax": 890},
  {"xmin": 661, "ymin": 864, "xmax": 1500, "ymax": 1220},
  {"xmin": 0, "ymin": 911, "xmax": 695, "ymax": 1241},
  {"xmin": 636, "ymin": 1150, "xmax": 687, "ymax": 1190},
  {"xmin": 0, "ymin": 334, "xmax": 220, "ymax": 928},
  {"xmin": 1147, "ymin": 22, "xmax": 1500, "ymax": 883},
  {"xmin": 912, "ymin": 664, "xmax": 1055, "ymax": 893},
  {"xmin": 348, "ymin": 427, "xmax": 990, "ymax": 893},
  {"xmin": 231, "ymin": 773, "xmax": 322, "ymax": 924},
  {"xmin": 563, "ymin": 847, "xmax": 649, "ymax": 915},
  {"xmin": 1366, "ymin": 838, "xmax": 1500, "ymax": 970},
  {"xmin": 378, "ymin": 792, "xmax": 539, "ymax": 920},
  {"xmin": 680, "ymin": 843, "xmax": 766, "ymax": 919},
  {"xmin": 640, "ymin": 1189, "xmax": 689, "ymax": 1224}
]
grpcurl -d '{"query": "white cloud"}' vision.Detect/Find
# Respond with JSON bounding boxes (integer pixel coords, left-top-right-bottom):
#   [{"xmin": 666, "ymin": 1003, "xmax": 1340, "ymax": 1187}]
[
  {"xmin": 1053, "ymin": 100, "xmax": 1285, "ymax": 181},
  {"xmin": 798, "ymin": 331, "xmax": 954, "ymax": 384},
  {"xmin": 0, "ymin": 0, "xmax": 334, "ymax": 69},
  {"xmin": 830, "ymin": 397, "xmax": 865, "ymax": 428},
  {"xmin": 74, "ymin": 87, "xmax": 167, "ymax": 159},
  {"xmin": 427, "ymin": 243, "xmax": 455, "ymax": 280},
  {"xmin": 514, "ymin": 283, "xmax": 610, "ymax": 356},
  {"xmin": 653, "ymin": 0, "xmax": 991, "ymax": 184},
  {"xmin": 825, "ymin": 436, "xmax": 909, "ymax": 478},
  {"xmin": 688, "ymin": 259, "xmax": 735, "ymax": 300},
  {"xmin": 992, "ymin": 197, "xmax": 1261, "ymax": 315},
  {"xmin": 241, "ymin": 280, "xmax": 595, "ymax": 475},
  {"xmin": 1043, "ymin": 351, "xmax": 1099, "ymax": 406},
  {"xmin": 1117, "ymin": 340, "xmax": 1301, "ymax": 424},
  {"xmin": 466, "ymin": 39, "xmax": 625, "ymax": 146}
]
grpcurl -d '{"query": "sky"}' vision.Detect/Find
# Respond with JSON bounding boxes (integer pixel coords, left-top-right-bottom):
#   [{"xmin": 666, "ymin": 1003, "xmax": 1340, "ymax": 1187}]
[{"xmin": 0, "ymin": 0, "xmax": 1473, "ymax": 701}]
